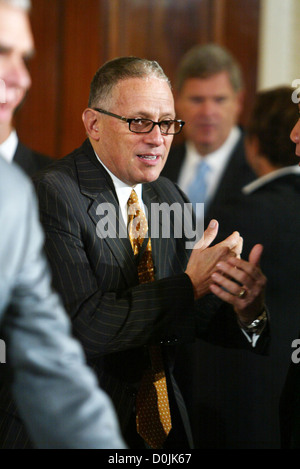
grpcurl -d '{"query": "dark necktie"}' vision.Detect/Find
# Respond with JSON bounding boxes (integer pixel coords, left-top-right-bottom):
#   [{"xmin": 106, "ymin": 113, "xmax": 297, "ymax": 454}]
[{"xmin": 127, "ymin": 189, "xmax": 172, "ymax": 449}]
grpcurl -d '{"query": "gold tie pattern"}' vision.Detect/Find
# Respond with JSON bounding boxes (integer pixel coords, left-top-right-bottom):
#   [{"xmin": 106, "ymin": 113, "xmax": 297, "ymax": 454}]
[{"xmin": 127, "ymin": 189, "xmax": 172, "ymax": 449}]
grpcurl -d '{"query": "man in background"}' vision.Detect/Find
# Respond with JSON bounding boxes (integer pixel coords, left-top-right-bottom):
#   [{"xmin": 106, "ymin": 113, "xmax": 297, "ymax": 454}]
[
  {"xmin": 0, "ymin": 0, "xmax": 52, "ymax": 175},
  {"xmin": 162, "ymin": 43, "xmax": 255, "ymax": 223}
]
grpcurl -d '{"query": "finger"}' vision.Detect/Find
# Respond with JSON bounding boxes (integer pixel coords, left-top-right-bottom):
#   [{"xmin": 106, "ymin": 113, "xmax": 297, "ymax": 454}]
[
  {"xmin": 209, "ymin": 282, "xmax": 240, "ymax": 305},
  {"xmin": 194, "ymin": 219, "xmax": 219, "ymax": 251},
  {"xmin": 216, "ymin": 258, "xmax": 261, "ymax": 284},
  {"xmin": 220, "ymin": 257, "xmax": 262, "ymax": 283},
  {"xmin": 219, "ymin": 231, "xmax": 241, "ymax": 250},
  {"xmin": 249, "ymin": 243, "xmax": 264, "ymax": 266},
  {"xmin": 232, "ymin": 236, "xmax": 243, "ymax": 258},
  {"xmin": 211, "ymin": 271, "xmax": 245, "ymax": 297}
]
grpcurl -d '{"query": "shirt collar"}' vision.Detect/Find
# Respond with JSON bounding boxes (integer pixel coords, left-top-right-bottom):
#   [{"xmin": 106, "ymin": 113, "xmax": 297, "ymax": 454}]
[
  {"xmin": 0, "ymin": 130, "xmax": 18, "ymax": 163},
  {"xmin": 94, "ymin": 151, "xmax": 143, "ymax": 223},
  {"xmin": 242, "ymin": 165, "xmax": 300, "ymax": 194},
  {"xmin": 179, "ymin": 126, "xmax": 241, "ymax": 199}
]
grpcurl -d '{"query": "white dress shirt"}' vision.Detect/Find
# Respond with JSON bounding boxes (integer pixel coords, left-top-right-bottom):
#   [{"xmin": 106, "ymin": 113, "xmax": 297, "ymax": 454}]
[
  {"xmin": 0, "ymin": 130, "xmax": 18, "ymax": 163},
  {"xmin": 94, "ymin": 152, "xmax": 144, "ymax": 225}
]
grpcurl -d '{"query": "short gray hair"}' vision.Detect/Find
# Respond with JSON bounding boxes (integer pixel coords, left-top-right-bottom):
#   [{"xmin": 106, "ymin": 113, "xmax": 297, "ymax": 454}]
[
  {"xmin": 175, "ymin": 43, "xmax": 243, "ymax": 93},
  {"xmin": 88, "ymin": 56, "xmax": 171, "ymax": 108},
  {"xmin": 0, "ymin": 0, "xmax": 31, "ymax": 10}
]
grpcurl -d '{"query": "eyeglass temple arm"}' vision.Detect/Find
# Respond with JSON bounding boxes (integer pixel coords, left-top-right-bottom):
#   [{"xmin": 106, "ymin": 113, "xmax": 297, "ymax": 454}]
[{"xmin": 94, "ymin": 108, "xmax": 128, "ymax": 122}]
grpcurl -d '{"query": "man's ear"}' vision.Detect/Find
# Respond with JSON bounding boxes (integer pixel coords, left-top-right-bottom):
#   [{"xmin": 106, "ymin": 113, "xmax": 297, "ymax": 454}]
[
  {"xmin": 246, "ymin": 135, "xmax": 260, "ymax": 155},
  {"xmin": 245, "ymin": 135, "xmax": 262, "ymax": 176},
  {"xmin": 236, "ymin": 88, "xmax": 245, "ymax": 116},
  {"xmin": 82, "ymin": 108, "xmax": 100, "ymax": 140},
  {"xmin": 174, "ymin": 89, "xmax": 183, "ymax": 115}
]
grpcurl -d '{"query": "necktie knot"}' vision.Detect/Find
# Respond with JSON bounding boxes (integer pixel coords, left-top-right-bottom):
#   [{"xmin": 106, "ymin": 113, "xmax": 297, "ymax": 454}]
[
  {"xmin": 127, "ymin": 189, "xmax": 148, "ymax": 245},
  {"xmin": 127, "ymin": 189, "xmax": 139, "ymax": 211}
]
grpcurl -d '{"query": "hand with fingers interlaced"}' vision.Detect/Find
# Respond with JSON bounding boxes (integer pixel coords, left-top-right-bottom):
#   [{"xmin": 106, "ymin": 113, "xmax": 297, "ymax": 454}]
[{"xmin": 210, "ymin": 243, "xmax": 267, "ymax": 326}]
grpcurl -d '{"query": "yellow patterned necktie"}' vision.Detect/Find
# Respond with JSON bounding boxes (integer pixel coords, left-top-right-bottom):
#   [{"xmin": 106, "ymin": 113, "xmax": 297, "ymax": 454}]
[{"xmin": 127, "ymin": 189, "xmax": 172, "ymax": 449}]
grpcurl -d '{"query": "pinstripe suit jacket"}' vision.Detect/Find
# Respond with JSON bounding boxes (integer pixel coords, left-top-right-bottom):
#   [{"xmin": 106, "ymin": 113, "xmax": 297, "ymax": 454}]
[{"xmin": 1, "ymin": 138, "xmax": 267, "ymax": 448}]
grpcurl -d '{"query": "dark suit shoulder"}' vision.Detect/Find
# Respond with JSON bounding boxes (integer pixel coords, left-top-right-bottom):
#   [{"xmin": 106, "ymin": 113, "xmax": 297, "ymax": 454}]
[
  {"xmin": 161, "ymin": 142, "xmax": 186, "ymax": 182},
  {"xmin": 167, "ymin": 142, "xmax": 186, "ymax": 159},
  {"xmin": 13, "ymin": 141, "xmax": 53, "ymax": 177},
  {"xmin": 33, "ymin": 139, "xmax": 115, "ymax": 204},
  {"xmin": 214, "ymin": 172, "xmax": 300, "ymax": 256},
  {"xmin": 33, "ymin": 140, "xmax": 92, "ymax": 179}
]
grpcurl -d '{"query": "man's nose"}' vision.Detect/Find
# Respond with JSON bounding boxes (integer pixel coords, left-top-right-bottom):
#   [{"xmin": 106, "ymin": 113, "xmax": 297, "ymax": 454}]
[
  {"xmin": 144, "ymin": 123, "xmax": 165, "ymax": 145},
  {"xmin": 7, "ymin": 57, "xmax": 32, "ymax": 91},
  {"xmin": 290, "ymin": 120, "xmax": 300, "ymax": 143},
  {"xmin": 199, "ymin": 100, "xmax": 215, "ymax": 115}
]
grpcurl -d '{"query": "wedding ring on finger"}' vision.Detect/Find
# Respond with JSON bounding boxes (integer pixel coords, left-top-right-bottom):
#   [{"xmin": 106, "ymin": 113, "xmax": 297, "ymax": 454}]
[{"xmin": 238, "ymin": 288, "xmax": 246, "ymax": 299}]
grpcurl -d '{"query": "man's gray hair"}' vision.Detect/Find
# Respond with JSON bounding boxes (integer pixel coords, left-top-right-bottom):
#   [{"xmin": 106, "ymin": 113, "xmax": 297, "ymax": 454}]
[
  {"xmin": 88, "ymin": 56, "xmax": 171, "ymax": 108},
  {"xmin": 175, "ymin": 43, "xmax": 243, "ymax": 93},
  {"xmin": 0, "ymin": 0, "xmax": 31, "ymax": 10}
]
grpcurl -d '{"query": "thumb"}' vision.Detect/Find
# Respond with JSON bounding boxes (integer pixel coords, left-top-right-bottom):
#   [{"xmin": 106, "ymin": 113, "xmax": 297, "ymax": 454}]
[
  {"xmin": 249, "ymin": 243, "xmax": 264, "ymax": 266},
  {"xmin": 194, "ymin": 219, "xmax": 219, "ymax": 251}
]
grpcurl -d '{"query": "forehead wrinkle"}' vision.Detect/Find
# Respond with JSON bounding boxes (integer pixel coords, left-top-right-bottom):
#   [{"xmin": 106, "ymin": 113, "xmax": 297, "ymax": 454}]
[{"xmin": 111, "ymin": 78, "xmax": 175, "ymax": 120}]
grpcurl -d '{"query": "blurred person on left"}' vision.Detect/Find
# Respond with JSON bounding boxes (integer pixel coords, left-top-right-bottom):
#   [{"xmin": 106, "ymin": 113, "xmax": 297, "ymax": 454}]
[
  {"xmin": 0, "ymin": 0, "xmax": 52, "ymax": 175},
  {"xmin": 0, "ymin": 156, "xmax": 126, "ymax": 449}
]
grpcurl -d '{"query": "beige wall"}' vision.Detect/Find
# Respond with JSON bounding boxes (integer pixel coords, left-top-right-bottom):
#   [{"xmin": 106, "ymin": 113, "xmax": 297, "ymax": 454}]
[{"xmin": 258, "ymin": 0, "xmax": 300, "ymax": 90}]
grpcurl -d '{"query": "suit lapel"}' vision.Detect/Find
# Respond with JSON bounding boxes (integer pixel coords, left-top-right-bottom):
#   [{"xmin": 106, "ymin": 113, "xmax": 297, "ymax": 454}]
[{"xmin": 75, "ymin": 140, "xmax": 138, "ymax": 287}]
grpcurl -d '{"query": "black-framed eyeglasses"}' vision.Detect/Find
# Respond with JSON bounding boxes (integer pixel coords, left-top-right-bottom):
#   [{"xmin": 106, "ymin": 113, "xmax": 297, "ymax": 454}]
[{"xmin": 93, "ymin": 108, "xmax": 185, "ymax": 135}]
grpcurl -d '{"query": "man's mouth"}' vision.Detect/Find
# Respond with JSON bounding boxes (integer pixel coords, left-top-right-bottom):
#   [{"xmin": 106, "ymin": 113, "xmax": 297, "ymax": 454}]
[
  {"xmin": 137, "ymin": 154, "xmax": 160, "ymax": 161},
  {"xmin": 199, "ymin": 122, "xmax": 215, "ymax": 128}
]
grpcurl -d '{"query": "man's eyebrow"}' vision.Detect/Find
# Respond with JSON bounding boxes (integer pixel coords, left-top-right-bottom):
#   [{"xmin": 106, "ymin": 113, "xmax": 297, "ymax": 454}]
[
  {"xmin": 0, "ymin": 44, "xmax": 12, "ymax": 53},
  {"xmin": 0, "ymin": 43, "xmax": 36, "ymax": 60},
  {"xmin": 24, "ymin": 49, "xmax": 36, "ymax": 61},
  {"xmin": 131, "ymin": 111, "xmax": 175, "ymax": 119}
]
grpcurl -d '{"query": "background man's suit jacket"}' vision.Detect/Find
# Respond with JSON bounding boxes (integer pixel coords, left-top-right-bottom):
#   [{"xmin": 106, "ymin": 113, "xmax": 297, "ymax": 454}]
[
  {"xmin": 161, "ymin": 134, "xmax": 255, "ymax": 225},
  {"xmin": 0, "ymin": 139, "xmax": 268, "ymax": 449},
  {"xmin": 13, "ymin": 141, "xmax": 52, "ymax": 177}
]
